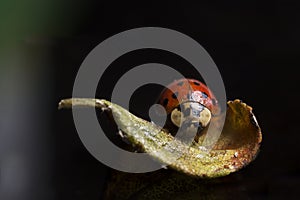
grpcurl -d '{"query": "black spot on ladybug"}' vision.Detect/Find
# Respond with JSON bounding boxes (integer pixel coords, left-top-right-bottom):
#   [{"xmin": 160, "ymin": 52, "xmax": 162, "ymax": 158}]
[
  {"xmin": 177, "ymin": 81, "xmax": 184, "ymax": 86},
  {"xmin": 193, "ymin": 81, "xmax": 200, "ymax": 86},
  {"xmin": 172, "ymin": 92, "xmax": 178, "ymax": 99},
  {"xmin": 163, "ymin": 98, "xmax": 169, "ymax": 106},
  {"xmin": 202, "ymin": 92, "xmax": 208, "ymax": 98}
]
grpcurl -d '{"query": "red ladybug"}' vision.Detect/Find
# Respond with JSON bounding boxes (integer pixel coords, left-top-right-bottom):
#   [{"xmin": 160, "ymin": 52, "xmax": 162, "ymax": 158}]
[{"xmin": 157, "ymin": 78, "xmax": 220, "ymax": 136}]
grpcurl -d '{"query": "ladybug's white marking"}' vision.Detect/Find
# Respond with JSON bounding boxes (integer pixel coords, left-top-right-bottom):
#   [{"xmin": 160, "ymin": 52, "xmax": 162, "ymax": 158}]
[
  {"xmin": 170, "ymin": 102, "xmax": 211, "ymax": 129},
  {"xmin": 191, "ymin": 91, "xmax": 204, "ymax": 104},
  {"xmin": 199, "ymin": 107, "xmax": 211, "ymax": 127},
  {"xmin": 170, "ymin": 108, "xmax": 182, "ymax": 127}
]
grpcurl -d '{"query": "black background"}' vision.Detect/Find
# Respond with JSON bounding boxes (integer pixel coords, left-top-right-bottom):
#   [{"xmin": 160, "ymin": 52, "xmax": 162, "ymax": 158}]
[{"xmin": 1, "ymin": 1, "xmax": 300, "ymax": 200}]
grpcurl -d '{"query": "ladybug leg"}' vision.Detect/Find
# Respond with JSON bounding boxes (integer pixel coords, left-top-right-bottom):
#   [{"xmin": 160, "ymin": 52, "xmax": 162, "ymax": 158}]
[{"xmin": 194, "ymin": 125, "xmax": 209, "ymax": 143}]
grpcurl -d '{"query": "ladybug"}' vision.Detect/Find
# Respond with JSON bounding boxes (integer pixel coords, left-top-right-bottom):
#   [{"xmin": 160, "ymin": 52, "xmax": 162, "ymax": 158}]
[{"xmin": 157, "ymin": 78, "xmax": 220, "ymax": 138}]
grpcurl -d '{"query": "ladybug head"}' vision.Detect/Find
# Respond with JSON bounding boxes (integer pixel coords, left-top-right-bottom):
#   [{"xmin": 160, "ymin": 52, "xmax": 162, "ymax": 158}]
[{"xmin": 170, "ymin": 101, "xmax": 211, "ymax": 132}]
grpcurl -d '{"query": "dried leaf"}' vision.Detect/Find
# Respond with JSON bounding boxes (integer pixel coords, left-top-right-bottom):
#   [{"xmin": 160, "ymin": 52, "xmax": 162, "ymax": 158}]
[{"xmin": 58, "ymin": 98, "xmax": 262, "ymax": 178}]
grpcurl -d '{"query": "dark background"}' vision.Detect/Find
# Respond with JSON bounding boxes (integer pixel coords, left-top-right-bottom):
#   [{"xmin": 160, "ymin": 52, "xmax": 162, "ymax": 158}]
[{"xmin": 1, "ymin": 1, "xmax": 299, "ymax": 200}]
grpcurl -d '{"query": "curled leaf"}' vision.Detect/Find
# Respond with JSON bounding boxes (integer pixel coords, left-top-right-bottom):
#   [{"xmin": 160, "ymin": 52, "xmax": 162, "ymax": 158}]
[{"xmin": 58, "ymin": 98, "xmax": 262, "ymax": 178}]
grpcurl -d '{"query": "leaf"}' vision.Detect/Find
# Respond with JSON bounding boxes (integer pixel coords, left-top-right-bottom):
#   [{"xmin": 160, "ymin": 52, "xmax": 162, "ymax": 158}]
[{"xmin": 58, "ymin": 98, "xmax": 262, "ymax": 178}]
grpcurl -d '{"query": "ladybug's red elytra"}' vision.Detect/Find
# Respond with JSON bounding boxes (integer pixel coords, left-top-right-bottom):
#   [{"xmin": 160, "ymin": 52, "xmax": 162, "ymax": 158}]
[{"xmin": 157, "ymin": 78, "xmax": 220, "ymax": 136}]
